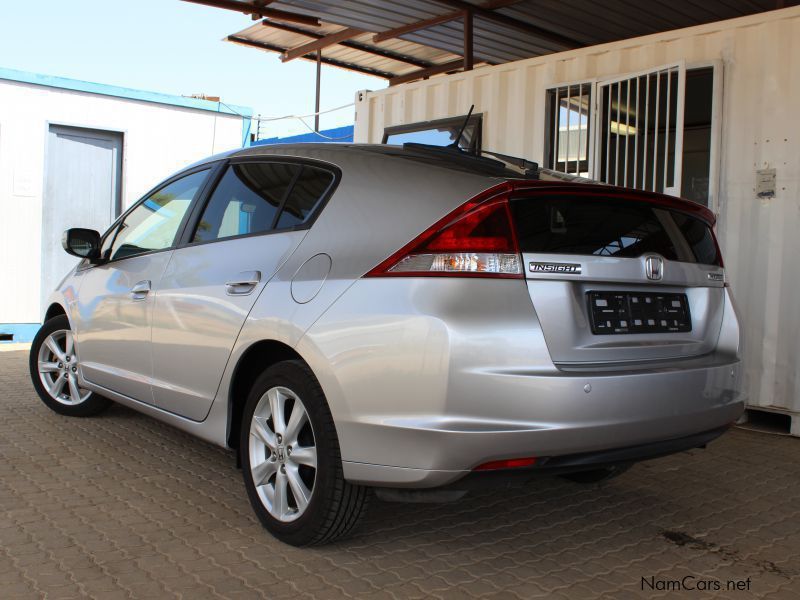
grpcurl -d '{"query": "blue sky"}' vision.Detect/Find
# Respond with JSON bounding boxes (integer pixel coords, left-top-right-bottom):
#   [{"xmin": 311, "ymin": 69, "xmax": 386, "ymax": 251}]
[{"xmin": 0, "ymin": 0, "xmax": 387, "ymax": 137}]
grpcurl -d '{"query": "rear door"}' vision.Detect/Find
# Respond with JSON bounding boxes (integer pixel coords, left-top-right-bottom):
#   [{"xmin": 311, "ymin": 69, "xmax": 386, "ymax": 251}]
[
  {"xmin": 509, "ymin": 187, "xmax": 725, "ymax": 366},
  {"xmin": 150, "ymin": 159, "xmax": 336, "ymax": 420}
]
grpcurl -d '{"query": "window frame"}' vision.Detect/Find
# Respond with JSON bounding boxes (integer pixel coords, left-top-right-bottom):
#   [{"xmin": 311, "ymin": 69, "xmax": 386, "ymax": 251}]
[
  {"xmin": 382, "ymin": 113, "xmax": 483, "ymax": 153},
  {"xmin": 177, "ymin": 155, "xmax": 341, "ymax": 249},
  {"xmin": 87, "ymin": 164, "xmax": 217, "ymax": 268}
]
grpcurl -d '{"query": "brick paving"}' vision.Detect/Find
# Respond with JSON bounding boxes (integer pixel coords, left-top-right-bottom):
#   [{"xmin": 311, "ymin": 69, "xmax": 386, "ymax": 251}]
[{"xmin": 2, "ymin": 349, "xmax": 799, "ymax": 599}]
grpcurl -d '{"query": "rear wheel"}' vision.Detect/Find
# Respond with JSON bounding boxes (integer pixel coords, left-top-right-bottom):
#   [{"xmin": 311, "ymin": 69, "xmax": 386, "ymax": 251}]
[
  {"xmin": 29, "ymin": 315, "xmax": 111, "ymax": 417},
  {"xmin": 562, "ymin": 464, "xmax": 631, "ymax": 484},
  {"xmin": 240, "ymin": 360, "xmax": 368, "ymax": 546}
]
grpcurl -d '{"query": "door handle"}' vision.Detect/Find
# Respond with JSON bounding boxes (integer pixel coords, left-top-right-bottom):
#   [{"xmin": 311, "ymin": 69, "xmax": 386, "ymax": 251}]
[
  {"xmin": 225, "ymin": 271, "xmax": 261, "ymax": 296},
  {"xmin": 130, "ymin": 280, "xmax": 151, "ymax": 300}
]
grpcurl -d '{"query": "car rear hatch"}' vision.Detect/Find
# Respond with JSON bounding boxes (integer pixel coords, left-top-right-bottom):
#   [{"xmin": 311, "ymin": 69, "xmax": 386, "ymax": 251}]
[{"xmin": 508, "ymin": 183, "xmax": 726, "ymax": 366}]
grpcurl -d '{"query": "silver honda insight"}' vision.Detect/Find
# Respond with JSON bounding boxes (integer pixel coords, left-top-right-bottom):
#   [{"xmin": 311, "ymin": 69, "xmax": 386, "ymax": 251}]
[{"xmin": 30, "ymin": 143, "xmax": 745, "ymax": 546}]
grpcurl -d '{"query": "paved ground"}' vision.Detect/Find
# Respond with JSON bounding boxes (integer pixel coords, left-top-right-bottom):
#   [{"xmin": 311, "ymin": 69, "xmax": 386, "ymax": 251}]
[{"xmin": 2, "ymin": 349, "xmax": 800, "ymax": 599}]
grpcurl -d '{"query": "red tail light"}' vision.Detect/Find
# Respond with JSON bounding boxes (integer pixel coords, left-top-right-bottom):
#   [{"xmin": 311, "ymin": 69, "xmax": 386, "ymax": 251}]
[{"xmin": 366, "ymin": 183, "xmax": 523, "ymax": 278}]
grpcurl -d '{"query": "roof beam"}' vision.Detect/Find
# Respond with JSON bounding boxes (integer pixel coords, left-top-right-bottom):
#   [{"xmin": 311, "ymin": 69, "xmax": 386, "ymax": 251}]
[
  {"xmin": 281, "ymin": 27, "xmax": 364, "ymax": 62},
  {"xmin": 181, "ymin": 0, "xmax": 320, "ymax": 26},
  {"xmin": 372, "ymin": 0, "xmax": 522, "ymax": 44},
  {"xmin": 373, "ymin": 11, "xmax": 463, "ymax": 43},
  {"xmin": 389, "ymin": 59, "xmax": 464, "ymax": 86},
  {"xmin": 433, "ymin": 0, "xmax": 581, "ymax": 48},
  {"xmin": 263, "ymin": 21, "xmax": 433, "ymax": 68},
  {"xmin": 226, "ymin": 36, "xmax": 394, "ymax": 79}
]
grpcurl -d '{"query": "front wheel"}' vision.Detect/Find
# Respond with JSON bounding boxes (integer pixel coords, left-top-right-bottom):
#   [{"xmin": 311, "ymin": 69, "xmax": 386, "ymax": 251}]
[
  {"xmin": 29, "ymin": 315, "xmax": 111, "ymax": 417},
  {"xmin": 240, "ymin": 360, "xmax": 368, "ymax": 546}
]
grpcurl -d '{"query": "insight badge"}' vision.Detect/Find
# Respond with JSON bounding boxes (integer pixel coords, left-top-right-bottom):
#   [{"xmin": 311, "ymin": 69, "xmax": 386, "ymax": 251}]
[{"xmin": 529, "ymin": 262, "xmax": 582, "ymax": 274}]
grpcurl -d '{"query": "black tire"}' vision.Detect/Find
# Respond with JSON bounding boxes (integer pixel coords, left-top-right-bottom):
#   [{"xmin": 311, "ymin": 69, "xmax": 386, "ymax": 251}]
[
  {"xmin": 240, "ymin": 360, "xmax": 369, "ymax": 546},
  {"xmin": 561, "ymin": 464, "xmax": 631, "ymax": 484},
  {"xmin": 29, "ymin": 315, "xmax": 111, "ymax": 417}
]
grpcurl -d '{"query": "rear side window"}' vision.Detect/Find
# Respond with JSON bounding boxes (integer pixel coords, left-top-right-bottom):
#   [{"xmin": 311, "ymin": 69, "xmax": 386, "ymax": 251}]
[
  {"xmin": 193, "ymin": 162, "xmax": 299, "ymax": 243},
  {"xmin": 276, "ymin": 166, "xmax": 334, "ymax": 229},
  {"xmin": 510, "ymin": 196, "xmax": 721, "ymax": 266},
  {"xmin": 192, "ymin": 162, "xmax": 334, "ymax": 243}
]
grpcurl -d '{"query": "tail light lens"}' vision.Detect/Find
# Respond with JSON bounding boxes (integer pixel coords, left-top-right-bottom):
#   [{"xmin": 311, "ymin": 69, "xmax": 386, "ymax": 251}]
[{"xmin": 366, "ymin": 184, "xmax": 523, "ymax": 278}]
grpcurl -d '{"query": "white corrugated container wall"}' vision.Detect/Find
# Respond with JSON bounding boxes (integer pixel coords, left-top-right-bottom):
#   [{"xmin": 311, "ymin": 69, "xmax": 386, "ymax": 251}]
[
  {"xmin": 0, "ymin": 76, "xmax": 248, "ymax": 328},
  {"xmin": 355, "ymin": 7, "xmax": 800, "ymax": 421}
]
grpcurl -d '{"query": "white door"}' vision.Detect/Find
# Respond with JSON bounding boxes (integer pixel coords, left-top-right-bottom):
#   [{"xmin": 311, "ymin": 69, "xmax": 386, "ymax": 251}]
[
  {"xmin": 42, "ymin": 125, "xmax": 122, "ymax": 313},
  {"xmin": 594, "ymin": 63, "xmax": 686, "ymax": 196}
]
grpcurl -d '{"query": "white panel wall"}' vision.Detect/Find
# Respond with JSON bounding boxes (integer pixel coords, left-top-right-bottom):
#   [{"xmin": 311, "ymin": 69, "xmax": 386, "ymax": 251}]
[
  {"xmin": 355, "ymin": 7, "xmax": 800, "ymax": 414},
  {"xmin": 0, "ymin": 81, "xmax": 244, "ymax": 324}
]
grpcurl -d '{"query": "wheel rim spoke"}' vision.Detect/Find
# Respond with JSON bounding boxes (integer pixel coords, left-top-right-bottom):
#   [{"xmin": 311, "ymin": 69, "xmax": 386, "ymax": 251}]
[
  {"xmin": 49, "ymin": 373, "xmax": 67, "ymax": 398},
  {"xmin": 251, "ymin": 415, "xmax": 276, "ymax": 451},
  {"xmin": 267, "ymin": 388, "xmax": 286, "ymax": 436},
  {"xmin": 286, "ymin": 467, "xmax": 312, "ymax": 512},
  {"xmin": 38, "ymin": 361, "xmax": 60, "ymax": 373},
  {"xmin": 273, "ymin": 470, "xmax": 289, "ymax": 518},
  {"xmin": 64, "ymin": 331, "xmax": 74, "ymax": 358},
  {"xmin": 289, "ymin": 445, "xmax": 317, "ymax": 468},
  {"xmin": 67, "ymin": 376, "xmax": 82, "ymax": 405},
  {"xmin": 45, "ymin": 336, "xmax": 67, "ymax": 363},
  {"xmin": 284, "ymin": 402, "xmax": 308, "ymax": 446},
  {"xmin": 251, "ymin": 459, "xmax": 277, "ymax": 487}
]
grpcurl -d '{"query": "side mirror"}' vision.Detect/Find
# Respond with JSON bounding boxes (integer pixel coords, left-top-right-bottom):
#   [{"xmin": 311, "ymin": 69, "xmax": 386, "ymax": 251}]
[{"xmin": 62, "ymin": 228, "xmax": 102, "ymax": 262}]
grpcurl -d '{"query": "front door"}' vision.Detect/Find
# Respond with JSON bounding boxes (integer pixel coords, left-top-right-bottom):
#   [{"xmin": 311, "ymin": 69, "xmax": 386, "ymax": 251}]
[
  {"xmin": 151, "ymin": 160, "xmax": 335, "ymax": 420},
  {"xmin": 74, "ymin": 169, "xmax": 209, "ymax": 403}
]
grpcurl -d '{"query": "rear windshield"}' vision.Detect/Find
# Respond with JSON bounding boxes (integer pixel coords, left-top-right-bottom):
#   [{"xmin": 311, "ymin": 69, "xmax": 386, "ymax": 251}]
[{"xmin": 510, "ymin": 196, "xmax": 721, "ymax": 266}]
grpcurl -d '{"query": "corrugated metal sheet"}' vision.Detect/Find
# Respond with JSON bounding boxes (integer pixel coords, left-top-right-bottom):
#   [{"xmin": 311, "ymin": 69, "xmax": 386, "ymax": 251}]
[
  {"xmin": 226, "ymin": 0, "xmax": 796, "ymax": 79},
  {"xmin": 228, "ymin": 20, "xmax": 462, "ymax": 77},
  {"xmin": 355, "ymin": 7, "xmax": 800, "ymax": 416}
]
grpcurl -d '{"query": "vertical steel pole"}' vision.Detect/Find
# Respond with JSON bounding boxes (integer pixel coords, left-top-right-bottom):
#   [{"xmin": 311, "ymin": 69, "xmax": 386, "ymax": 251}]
[
  {"xmin": 633, "ymin": 77, "xmax": 639, "ymax": 189},
  {"xmin": 315, "ymin": 51, "xmax": 322, "ymax": 132},
  {"xmin": 463, "ymin": 9, "xmax": 474, "ymax": 72},
  {"xmin": 565, "ymin": 85, "xmax": 571, "ymax": 173}
]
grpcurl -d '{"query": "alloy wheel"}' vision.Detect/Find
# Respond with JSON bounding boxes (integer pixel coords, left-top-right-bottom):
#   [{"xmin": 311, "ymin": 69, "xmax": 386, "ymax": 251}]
[
  {"xmin": 36, "ymin": 329, "xmax": 92, "ymax": 405},
  {"xmin": 248, "ymin": 386, "xmax": 318, "ymax": 522}
]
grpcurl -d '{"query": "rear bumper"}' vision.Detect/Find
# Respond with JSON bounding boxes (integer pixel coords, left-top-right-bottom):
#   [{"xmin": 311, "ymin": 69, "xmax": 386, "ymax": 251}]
[
  {"xmin": 339, "ymin": 357, "xmax": 744, "ymax": 487},
  {"xmin": 302, "ymin": 278, "xmax": 744, "ymax": 488}
]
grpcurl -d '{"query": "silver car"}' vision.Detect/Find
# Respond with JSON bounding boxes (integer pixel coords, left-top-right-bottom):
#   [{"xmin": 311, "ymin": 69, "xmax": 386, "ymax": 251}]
[{"xmin": 29, "ymin": 144, "xmax": 745, "ymax": 546}]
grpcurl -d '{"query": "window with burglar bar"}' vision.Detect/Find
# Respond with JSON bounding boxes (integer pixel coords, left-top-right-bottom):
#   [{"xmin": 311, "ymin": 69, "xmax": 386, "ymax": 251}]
[
  {"xmin": 544, "ymin": 63, "xmax": 716, "ymax": 205},
  {"xmin": 545, "ymin": 84, "xmax": 591, "ymax": 177}
]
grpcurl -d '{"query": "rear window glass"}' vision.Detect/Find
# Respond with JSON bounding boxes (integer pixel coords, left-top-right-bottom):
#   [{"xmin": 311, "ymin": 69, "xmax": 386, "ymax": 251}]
[{"xmin": 510, "ymin": 196, "xmax": 720, "ymax": 266}]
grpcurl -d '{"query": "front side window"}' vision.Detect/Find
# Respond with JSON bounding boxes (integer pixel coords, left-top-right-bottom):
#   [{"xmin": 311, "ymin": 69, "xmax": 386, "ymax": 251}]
[
  {"xmin": 192, "ymin": 162, "xmax": 299, "ymax": 243},
  {"xmin": 107, "ymin": 169, "xmax": 208, "ymax": 261}
]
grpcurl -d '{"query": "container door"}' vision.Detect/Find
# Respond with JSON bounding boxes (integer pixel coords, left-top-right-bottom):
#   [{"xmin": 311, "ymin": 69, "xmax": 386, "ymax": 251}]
[{"xmin": 42, "ymin": 125, "xmax": 121, "ymax": 313}]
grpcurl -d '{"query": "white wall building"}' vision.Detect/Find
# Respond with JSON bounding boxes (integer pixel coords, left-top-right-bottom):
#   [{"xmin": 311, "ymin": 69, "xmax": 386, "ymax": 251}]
[
  {"xmin": 354, "ymin": 7, "xmax": 800, "ymax": 426},
  {"xmin": 0, "ymin": 68, "xmax": 251, "ymax": 341}
]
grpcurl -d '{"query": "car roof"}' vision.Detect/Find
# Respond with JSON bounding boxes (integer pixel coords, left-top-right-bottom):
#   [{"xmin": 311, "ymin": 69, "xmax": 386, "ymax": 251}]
[{"xmin": 187, "ymin": 143, "xmax": 715, "ymax": 225}]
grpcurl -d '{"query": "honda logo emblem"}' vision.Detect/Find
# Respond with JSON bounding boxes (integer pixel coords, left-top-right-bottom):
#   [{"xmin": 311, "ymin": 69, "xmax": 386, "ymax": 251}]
[{"xmin": 645, "ymin": 255, "xmax": 664, "ymax": 281}]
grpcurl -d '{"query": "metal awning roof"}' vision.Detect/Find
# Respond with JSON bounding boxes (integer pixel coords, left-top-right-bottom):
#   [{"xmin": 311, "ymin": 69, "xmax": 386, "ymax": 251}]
[{"xmin": 186, "ymin": 0, "xmax": 796, "ymax": 85}]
